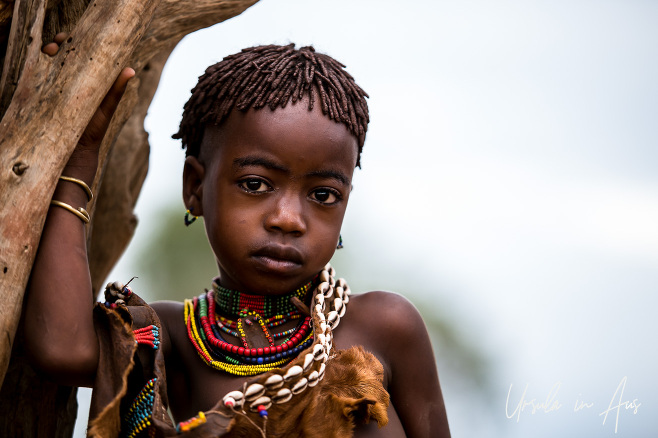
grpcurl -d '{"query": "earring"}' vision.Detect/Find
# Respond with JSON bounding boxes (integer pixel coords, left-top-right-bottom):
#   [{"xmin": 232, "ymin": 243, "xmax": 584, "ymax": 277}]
[
  {"xmin": 336, "ymin": 234, "xmax": 343, "ymax": 249},
  {"xmin": 184, "ymin": 208, "xmax": 198, "ymax": 227}
]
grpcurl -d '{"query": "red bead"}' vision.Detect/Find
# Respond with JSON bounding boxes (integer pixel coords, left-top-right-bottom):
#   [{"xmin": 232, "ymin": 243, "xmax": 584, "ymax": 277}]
[
  {"xmin": 276, "ymin": 346, "xmax": 282, "ymax": 353},
  {"xmin": 264, "ymin": 347, "xmax": 271, "ymax": 355},
  {"xmin": 231, "ymin": 345, "xmax": 239, "ymax": 354},
  {"xmin": 238, "ymin": 347, "xmax": 245, "ymax": 355},
  {"xmin": 257, "ymin": 348, "xmax": 263, "ymax": 355}
]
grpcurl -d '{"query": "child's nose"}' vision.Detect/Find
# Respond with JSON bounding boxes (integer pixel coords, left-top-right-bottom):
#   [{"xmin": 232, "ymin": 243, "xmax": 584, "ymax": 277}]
[{"xmin": 264, "ymin": 194, "xmax": 307, "ymax": 236}]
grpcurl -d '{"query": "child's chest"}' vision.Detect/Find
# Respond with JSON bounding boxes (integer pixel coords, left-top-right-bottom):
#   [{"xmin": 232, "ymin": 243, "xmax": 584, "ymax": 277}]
[
  {"xmin": 164, "ymin": 335, "xmax": 405, "ymax": 438},
  {"xmin": 160, "ymin": 295, "xmax": 398, "ymax": 434},
  {"xmin": 164, "ymin": 320, "xmax": 252, "ymax": 420}
]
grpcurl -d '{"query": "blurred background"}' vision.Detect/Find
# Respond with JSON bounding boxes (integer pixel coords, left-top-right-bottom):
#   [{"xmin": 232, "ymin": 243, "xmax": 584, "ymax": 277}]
[{"xmin": 76, "ymin": 0, "xmax": 658, "ymax": 436}]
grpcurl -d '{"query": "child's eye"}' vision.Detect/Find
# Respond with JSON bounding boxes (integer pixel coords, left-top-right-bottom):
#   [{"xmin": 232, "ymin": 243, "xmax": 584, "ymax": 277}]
[
  {"xmin": 310, "ymin": 188, "xmax": 341, "ymax": 205},
  {"xmin": 238, "ymin": 178, "xmax": 272, "ymax": 193}
]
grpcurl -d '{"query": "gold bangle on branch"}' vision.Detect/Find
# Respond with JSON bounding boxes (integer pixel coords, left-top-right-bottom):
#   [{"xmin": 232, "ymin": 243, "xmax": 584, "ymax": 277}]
[
  {"xmin": 50, "ymin": 200, "xmax": 91, "ymax": 223},
  {"xmin": 59, "ymin": 176, "xmax": 94, "ymax": 202}
]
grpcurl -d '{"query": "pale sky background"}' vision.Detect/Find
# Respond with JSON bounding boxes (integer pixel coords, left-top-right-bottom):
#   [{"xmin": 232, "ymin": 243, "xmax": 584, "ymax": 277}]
[{"xmin": 76, "ymin": 0, "xmax": 658, "ymax": 436}]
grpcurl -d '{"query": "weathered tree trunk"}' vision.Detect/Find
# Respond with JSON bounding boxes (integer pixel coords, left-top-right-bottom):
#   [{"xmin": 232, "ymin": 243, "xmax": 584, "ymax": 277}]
[{"xmin": 0, "ymin": 0, "xmax": 258, "ymax": 435}]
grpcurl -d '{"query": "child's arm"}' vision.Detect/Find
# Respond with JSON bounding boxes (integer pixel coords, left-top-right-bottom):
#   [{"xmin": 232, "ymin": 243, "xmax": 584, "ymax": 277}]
[
  {"xmin": 389, "ymin": 297, "xmax": 450, "ymax": 438},
  {"xmin": 23, "ymin": 33, "xmax": 135, "ymax": 387},
  {"xmin": 374, "ymin": 292, "xmax": 451, "ymax": 437}
]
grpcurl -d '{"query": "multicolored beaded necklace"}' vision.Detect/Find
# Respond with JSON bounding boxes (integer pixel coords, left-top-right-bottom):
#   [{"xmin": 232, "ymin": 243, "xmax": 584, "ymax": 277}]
[
  {"xmin": 185, "ymin": 279, "xmax": 316, "ymax": 376},
  {"xmin": 217, "ymin": 263, "xmax": 352, "ymax": 422},
  {"xmin": 212, "ymin": 279, "xmax": 313, "ymax": 319}
]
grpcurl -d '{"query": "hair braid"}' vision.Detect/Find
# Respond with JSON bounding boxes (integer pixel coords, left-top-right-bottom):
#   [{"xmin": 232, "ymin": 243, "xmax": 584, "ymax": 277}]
[{"xmin": 173, "ymin": 44, "xmax": 369, "ymax": 167}]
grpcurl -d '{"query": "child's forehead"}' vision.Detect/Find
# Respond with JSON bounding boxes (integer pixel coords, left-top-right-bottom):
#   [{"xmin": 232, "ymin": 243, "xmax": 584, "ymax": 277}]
[{"xmin": 201, "ymin": 101, "xmax": 359, "ymax": 171}]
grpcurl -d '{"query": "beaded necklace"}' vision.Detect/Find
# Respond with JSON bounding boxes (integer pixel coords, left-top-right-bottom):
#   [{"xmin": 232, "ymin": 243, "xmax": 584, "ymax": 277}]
[
  {"xmin": 212, "ymin": 279, "xmax": 313, "ymax": 319},
  {"xmin": 217, "ymin": 263, "xmax": 352, "ymax": 419},
  {"xmin": 185, "ymin": 278, "xmax": 316, "ymax": 376},
  {"xmin": 178, "ymin": 263, "xmax": 352, "ymax": 433}
]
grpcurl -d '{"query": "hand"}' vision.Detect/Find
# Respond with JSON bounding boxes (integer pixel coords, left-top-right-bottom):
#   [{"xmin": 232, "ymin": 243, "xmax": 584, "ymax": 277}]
[{"xmin": 43, "ymin": 33, "xmax": 135, "ymax": 183}]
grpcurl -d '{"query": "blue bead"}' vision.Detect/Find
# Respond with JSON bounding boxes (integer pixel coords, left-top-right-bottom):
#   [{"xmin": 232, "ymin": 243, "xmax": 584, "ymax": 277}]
[{"xmin": 257, "ymin": 357, "xmax": 264, "ymax": 364}]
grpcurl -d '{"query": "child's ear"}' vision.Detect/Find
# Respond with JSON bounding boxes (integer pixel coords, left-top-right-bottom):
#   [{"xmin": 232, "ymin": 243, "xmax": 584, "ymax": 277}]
[{"xmin": 183, "ymin": 156, "xmax": 205, "ymax": 216}]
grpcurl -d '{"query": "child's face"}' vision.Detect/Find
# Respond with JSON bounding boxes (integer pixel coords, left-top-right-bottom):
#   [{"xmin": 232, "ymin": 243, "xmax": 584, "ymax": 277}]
[{"xmin": 184, "ymin": 97, "xmax": 358, "ymax": 295}]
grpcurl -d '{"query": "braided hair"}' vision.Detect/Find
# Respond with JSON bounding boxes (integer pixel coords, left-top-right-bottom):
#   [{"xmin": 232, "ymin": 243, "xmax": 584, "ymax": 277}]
[{"xmin": 173, "ymin": 44, "xmax": 369, "ymax": 167}]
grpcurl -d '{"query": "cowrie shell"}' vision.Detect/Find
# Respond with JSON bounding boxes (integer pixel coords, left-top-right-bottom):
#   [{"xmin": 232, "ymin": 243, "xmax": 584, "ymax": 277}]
[
  {"xmin": 283, "ymin": 365, "xmax": 303, "ymax": 381},
  {"xmin": 303, "ymin": 353, "xmax": 314, "ymax": 372},
  {"xmin": 319, "ymin": 270, "xmax": 330, "ymax": 283},
  {"xmin": 272, "ymin": 388, "xmax": 292, "ymax": 404},
  {"xmin": 324, "ymin": 285, "xmax": 333, "ymax": 299},
  {"xmin": 224, "ymin": 390, "xmax": 244, "ymax": 402},
  {"xmin": 329, "ymin": 266, "xmax": 336, "ymax": 277},
  {"xmin": 318, "ymin": 363, "xmax": 326, "ymax": 380},
  {"xmin": 324, "ymin": 262, "xmax": 332, "ymax": 271},
  {"xmin": 245, "ymin": 383, "xmax": 265, "ymax": 401},
  {"xmin": 319, "ymin": 321, "xmax": 327, "ymax": 334},
  {"xmin": 249, "ymin": 396, "xmax": 272, "ymax": 411},
  {"xmin": 315, "ymin": 294, "xmax": 325, "ymax": 307},
  {"xmin": 336, "ymin": 278, "xmax": 346, "ymax": 289},
  {"xmin": 315, "ymin": 304, "xmax": 323, "ymax": 315},
  {"xmin": 335, "ymin": 286, "xmax": 344, "ymax": 299},
  {"xmin": 292, "ymin": 377, "xmax": 308, "ymax": 394},
  {"xmin": 223, "ymin": 396, "xmax": 236, "ymax": 408},
  {"xmin": 339, "ymin": 303, "xmax": 346, "ymax": 318},
  {"xmin": 317, "ymin": 312, "xmax": 325, "ymax": 322},
  {"xmin": 308, "ymin": 370, "xmax": 320, "ymax": 387},
  {"xmin": 333, "ymin": 298, "xmax": 343, "ymax": 312},
  {"xmin": 342, "ymin": 294, "xmax": 350, "ymax": 304},
  {"xmin": 223, "ymin": 391, "xmax": 244, "ymax": 408},
  {"xmin": 327, "ymin": 311, "xmax": 339, "ymax": 326},
  {"xmin": 317, "ymin": 282, "xmax": 330, "ymax": 298},
  {"xmin": 316, "ymin": 333, "xmax": 327, "ymax": 346},
  {"xmin": 264, "ymin": 374, "xmax": 284, "ymax": 390},
  {"xmin": 313, "ymin": 343, "xmax": 325, "ymax": 360}
]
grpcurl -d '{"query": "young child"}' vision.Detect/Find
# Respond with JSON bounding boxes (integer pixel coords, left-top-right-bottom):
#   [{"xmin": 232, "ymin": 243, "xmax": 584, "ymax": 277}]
[{"xmin": 26, "ymin": 38, "xmax": 450, "ymax": 437}]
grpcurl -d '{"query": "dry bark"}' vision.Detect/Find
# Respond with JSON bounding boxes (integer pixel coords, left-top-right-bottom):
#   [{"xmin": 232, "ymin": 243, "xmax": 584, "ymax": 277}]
[{"xmin": 0, "ymin": 0, "xmax": 258, "ymax": 435}]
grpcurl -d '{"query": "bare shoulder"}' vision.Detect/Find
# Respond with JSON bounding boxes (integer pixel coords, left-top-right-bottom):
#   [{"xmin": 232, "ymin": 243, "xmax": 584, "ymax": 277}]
[
  {"xmin": 344, "ymin": 291, "xmax": 427, "ymax": 338},
  {"xmin": 150, "ymin": 300, "xmax": 184, "ymax": 320},
  {"xmin": 333, "ymin": 291, "xmax": 430, "ymax": 374}
]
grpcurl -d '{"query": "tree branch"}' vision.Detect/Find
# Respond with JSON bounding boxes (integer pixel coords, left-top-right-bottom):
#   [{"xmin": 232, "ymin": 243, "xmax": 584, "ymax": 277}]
[
  {"xmin": 0, "ymin": 0, "xmax": 46, "ymax": 115},
  {"xmin": 0, "ymin": 0, "xmax": 162, "ymax": 386}
]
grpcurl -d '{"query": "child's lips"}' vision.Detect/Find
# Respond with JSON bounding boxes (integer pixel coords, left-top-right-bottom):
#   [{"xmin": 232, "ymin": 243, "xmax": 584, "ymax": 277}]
[
  {"xmin": 253, "ymin": 255, "xmax": 301, "ymax": 273},
  {"xmin": 251, "ymin": 245, "xmax": 303, "ymax": 273}
]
